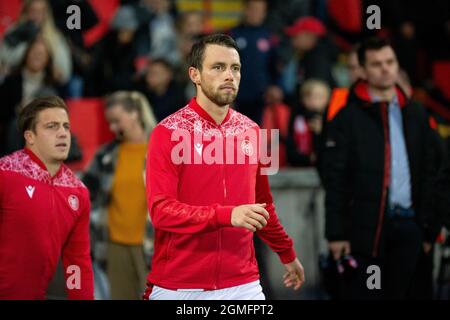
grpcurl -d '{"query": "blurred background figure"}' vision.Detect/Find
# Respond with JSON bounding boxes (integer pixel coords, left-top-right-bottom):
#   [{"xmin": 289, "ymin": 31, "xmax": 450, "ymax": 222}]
[
  {"xmin": 347, "ymin": 45, "xmax": 364, "ymax": 85},
  {"xmin": 228, "ymin": 0, "xmax": 279, "ymax": 124},
  {"xmin": 280, "ymin": 16, "xmax": 336, "ymax": 105},
  {"xmin": 261, "ymin": 85, "xmax": 291, "ymax": 168},
  {"xmin": 0, "ymin": 0, "xmax": 72, "ymax": 85},
  {"xmin": 89, "ymin": 6, "xmax": 141, "ymax": 95},
  {"xmin": 173, "ymin": 11, "xmax": 206, "ymax": 100},
  {"xmin": 176, "ymin": 10, "xmax": 205, "ymax": 38},
  {"xmin": 82, "ymin": 91, "xmax": 157, "ymax": 300},
  {"xmin": 137, "ymin": 58, "xmax": 187, "ymax": 122},
  {"xmin": 286, "ymin": 79, "xmax": 330, "ymax": 178},
  {"xmin": 48, "ymin": 0, "xmax": 99, "ymax": 98},
  {"xmin": 136, "ymin": 0, "xmax": 180, "ymax": 65},
  {"xmin": 0, "ymin": 36, "xmax": 57, "ymax": 156}
]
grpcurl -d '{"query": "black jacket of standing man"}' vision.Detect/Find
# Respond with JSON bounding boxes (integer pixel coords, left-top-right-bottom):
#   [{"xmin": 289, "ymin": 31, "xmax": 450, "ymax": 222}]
[{"xmin": 323, "ymin": 37, "xmax": 439, "ymax": 299}]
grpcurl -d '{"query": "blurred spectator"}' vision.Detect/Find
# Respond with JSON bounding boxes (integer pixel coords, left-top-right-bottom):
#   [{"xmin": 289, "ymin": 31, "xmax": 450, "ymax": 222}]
[
  {"xmin": 83, "ymin": 91, "xmax": 157, "ymax": 300},
  {"xmin": 48, "ymin": 0, "xmax": 99, "ymax": 97},
  {"xmin": 228, "ymin": 0, "xmax": 279, "ymax": 124},
  {"xmin": 173, "ymin": 12, "xmax": 207, "ymax": 101},
  {"xmin": 137, "ymin": 0, "xmax": 180, "ymax": 65},
  {"xmin": 325, "ymin": 45, "xmax": 362, "ymax": 126},
  {"xmin": 90, "ymin": 5, "xmax": 141, "ymax": 95},
  {"xmin": 176, "ymin": 10, "xmax": 206, "ymax": 38},
  {"xmin": 261, "ymin": 85, "xmax": 291, "ymax": 168},
  {"xmin": 280, "ymin": 16, "xmax": 337, "ymax": 105},
  {"xmin": 391, "ymin": 21, "xmax": 421, "ymax": 87},
  {"xmin": 323, "ymin": 37, "xmax": 439, "ymax": 299},
  {"xmin": 0, "ymin": 0, "xmax": 72, "ymax": 85},
  {"xmin": 286, "ymin": 79, "xmax": 329, "ymax": 176},
  {"xmin": 173, "ymin": 33, "xmax": 201, "ymax": 101},
  {"xmin": 264, "ymin": 0, "xmax": 311, "ymax": 34},
  {"xmin": 379, "ymin": 0, "xmax": 450, "ymax": 62},
  {"xmin": 137, "ymin": 58, "xmax": 186, "ymax": 121},
  {"xmin": 347, "ymin": 45, "xmax": 364, "ymax": 85},
  {"xmin": 0, "ymin": 36, "xmax": 57, "ymax": 156}
]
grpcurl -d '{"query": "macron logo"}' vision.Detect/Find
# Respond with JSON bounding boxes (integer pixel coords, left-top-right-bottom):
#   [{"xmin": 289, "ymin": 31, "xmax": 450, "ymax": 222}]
[
  {"xmin": 25, "ymin": 185, "xmax": 35, "ymax": 199},
  {"xmin": 194, "ymin": 143, "xmax": 203, "ymax": 156}
]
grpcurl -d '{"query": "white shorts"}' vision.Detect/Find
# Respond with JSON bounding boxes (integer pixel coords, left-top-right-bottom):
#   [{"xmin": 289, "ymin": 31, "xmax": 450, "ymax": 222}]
[{"xmin": 148, "ymin": 280, "xmax": 266, "ymax": 300}]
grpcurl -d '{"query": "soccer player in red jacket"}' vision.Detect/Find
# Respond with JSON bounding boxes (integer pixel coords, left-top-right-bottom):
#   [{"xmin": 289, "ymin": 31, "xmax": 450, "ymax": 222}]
[
  {"xmin": 144, "ymin": 34, "xmax": 305, "ymax": 300},
  {"xmin": 0, "ymin": 96, "xmax": 94, "ymax": 299}
]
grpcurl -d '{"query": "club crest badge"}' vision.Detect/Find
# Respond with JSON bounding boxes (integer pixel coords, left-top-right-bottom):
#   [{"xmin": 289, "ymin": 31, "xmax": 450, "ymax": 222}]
[
  {"xmin": 68, "ymin": 195, "xmax": 79, "ymax": 211},
  {"xmin": 241, "ymin": 139, "xmax": 254, "ymax": 157}
]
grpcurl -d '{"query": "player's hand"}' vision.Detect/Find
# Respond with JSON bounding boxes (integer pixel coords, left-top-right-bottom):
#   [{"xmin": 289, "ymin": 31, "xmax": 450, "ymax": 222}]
[
  {"xmin": 231, "ymin": 203, "xmax": 269, "ymax": 232},
  {"xmin": 283, "ymin": 258, "xmax": 305, "ymax": 290}
]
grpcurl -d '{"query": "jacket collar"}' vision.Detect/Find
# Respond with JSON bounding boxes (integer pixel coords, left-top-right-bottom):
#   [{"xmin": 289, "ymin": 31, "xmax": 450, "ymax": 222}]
[
  {"xmin": 350, "ymin": 80, "xmax": 408, "ymax": 108},
  {"xmin": 188, "ymin": 97, "xmax": 232, "ymax": 126},
  {"xmin": 24, "ymin": 147, "xmax": 63, "ymax": 177}
]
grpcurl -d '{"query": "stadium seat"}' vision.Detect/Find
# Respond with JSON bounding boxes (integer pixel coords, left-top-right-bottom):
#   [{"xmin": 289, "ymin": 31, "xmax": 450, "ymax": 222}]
[
  {"xmin": 433, "ymin": 61, "xmax": 450, "ymax": 101},
  {"xmin": 66, "ymin": 98, "xmax": 114, "ymax": 172},
  {"xmin": 0, "ymin": 0, "xmax": 21, "ymax": 39}
]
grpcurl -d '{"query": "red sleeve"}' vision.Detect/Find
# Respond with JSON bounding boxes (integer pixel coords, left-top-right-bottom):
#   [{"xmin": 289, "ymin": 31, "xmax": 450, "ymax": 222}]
[
  {"xmin": 146, "ymin": 125, "xmax": 233, "ymax": 234},
  {"xmin": 0, "ymin": 171, "xmax": 4, "ymax": 204},
  {"xmin": 255, "ymin": 164, "xmax": 296, "ymax": 264},
  {"xmin": 62, "ymin": 188, "xmax": 94, "ymax": 300}
]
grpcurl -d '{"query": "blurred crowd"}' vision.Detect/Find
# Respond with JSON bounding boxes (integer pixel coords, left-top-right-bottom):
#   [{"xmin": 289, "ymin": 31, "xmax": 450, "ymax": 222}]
[{"xmin": 0, "ymin": 0, "xmax": 449, "ymax": 299}]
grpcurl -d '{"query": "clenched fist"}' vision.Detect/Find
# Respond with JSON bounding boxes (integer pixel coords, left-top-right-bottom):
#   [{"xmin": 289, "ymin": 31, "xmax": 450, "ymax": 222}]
[{"xmin": 231, "ymin": 203, "xmax": 270, "ymax": 232}]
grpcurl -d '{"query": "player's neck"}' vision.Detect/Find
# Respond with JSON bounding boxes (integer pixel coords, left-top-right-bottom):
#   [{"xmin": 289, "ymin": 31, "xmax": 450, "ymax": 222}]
[
  {"xmin": 196, "ymin": 93, "xmax": 229, "ymax": 125},
  {"xmin": 27, "ymin": 146, "xmax": 62, "ymax": 177},
  {"xmin": 46, "ymin": 162, "xmax": 62, "ymax": 177}
]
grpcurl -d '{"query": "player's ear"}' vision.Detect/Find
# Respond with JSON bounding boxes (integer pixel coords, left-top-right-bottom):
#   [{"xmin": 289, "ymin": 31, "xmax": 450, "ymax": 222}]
[
  {"xmin": 24, "ymin": 130, "xmax": 35, "ymax": 146},
  {"xmin": 188, "ymin": 66, "xmax": 201, "ymax": 85}
]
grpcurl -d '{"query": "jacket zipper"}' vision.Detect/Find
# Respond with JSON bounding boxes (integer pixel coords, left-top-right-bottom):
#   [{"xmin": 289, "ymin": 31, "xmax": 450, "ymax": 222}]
[
  {"xmin": 214, "ymin": 127, "xmax": 227, "ymax": 289},
  {"xmin": 373, "ymin": 102, "xmax": 391, "ymax": 257}
]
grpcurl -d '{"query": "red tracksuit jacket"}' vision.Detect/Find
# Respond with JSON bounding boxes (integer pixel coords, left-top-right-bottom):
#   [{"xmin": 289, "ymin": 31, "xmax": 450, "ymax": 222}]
[
  {"xmin": 146, "ymin": 98, "xmax": 296, "ymax": 290},
  {"xmin": 0, "ymin": 149, "xmax": 94, "ymax": 299}
]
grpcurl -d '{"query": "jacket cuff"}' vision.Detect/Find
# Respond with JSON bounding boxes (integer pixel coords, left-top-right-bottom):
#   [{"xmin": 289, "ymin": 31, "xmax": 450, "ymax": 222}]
[
  {"xmin": 216, "ymin": 206, "xmax": 234, "ymax": 227},
  {"xmin": 278, "ymin": 247, "xmax": 297, "ymax": 264}
]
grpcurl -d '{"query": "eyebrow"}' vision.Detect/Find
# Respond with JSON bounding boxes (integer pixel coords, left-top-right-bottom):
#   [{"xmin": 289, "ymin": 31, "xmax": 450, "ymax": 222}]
[
  {"xmin": 211, "ymin": 62, "xmax": 241, "ymax": 67},
  {"xmin": 43, "ymin": 121, "xmax": 70, "ymax": 126}
]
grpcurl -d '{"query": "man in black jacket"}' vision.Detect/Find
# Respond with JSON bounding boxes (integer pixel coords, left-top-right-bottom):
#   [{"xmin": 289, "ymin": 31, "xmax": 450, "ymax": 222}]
[
  {"xmin": 435, "ymin": 161, "xmax": 450, "ymax": 230},
  {"xmin": 323, "ymin": 37, "xmax": 438, "ymax": 299}
]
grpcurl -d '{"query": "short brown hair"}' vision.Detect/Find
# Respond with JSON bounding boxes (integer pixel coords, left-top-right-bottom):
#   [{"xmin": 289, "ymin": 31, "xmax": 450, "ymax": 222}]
[
  {"xmin": 188, "ymin": 33, "xmax": 239, "ymax": 70},
  {"xmin": 357, "ymin": 37, "xmax": 392, "ymax": 66},
  {"xmin": 18, "ymin": 96, "xmax": 68, "ymax": 134}
]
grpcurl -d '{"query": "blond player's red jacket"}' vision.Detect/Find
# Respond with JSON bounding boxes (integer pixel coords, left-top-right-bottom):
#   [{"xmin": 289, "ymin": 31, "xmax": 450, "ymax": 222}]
[
  {"xmin": 0, "ymin": 149, "xmax": 93, "ymax": 299},
  {"xmin": 145, "ymin": 98, "xmax": 296, "ymax": 290}
]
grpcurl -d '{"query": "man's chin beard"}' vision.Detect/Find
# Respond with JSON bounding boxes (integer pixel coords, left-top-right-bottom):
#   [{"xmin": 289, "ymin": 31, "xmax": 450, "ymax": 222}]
[{"xmin": 208, "ymin": 92, "xmax": 237, "ymax": 107}]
